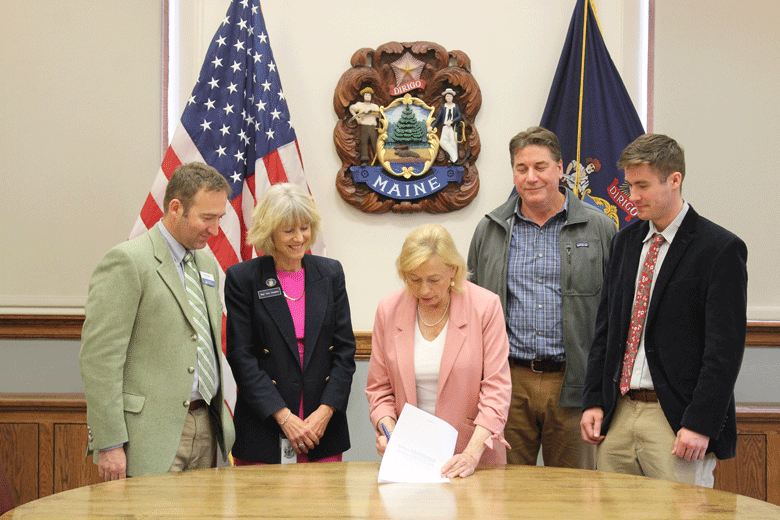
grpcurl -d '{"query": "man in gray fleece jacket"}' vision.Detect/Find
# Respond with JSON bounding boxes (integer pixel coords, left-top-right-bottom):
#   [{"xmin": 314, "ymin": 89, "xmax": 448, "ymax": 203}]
[{"xmin": 468, "ymin": 126, "xmax": 615, "ymax": 468}]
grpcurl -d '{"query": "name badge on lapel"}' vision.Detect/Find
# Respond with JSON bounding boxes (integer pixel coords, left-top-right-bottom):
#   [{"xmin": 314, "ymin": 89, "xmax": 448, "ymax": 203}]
[
  {"xmin": 258, "ymin": 288, "xmax": 282, "ymax": 299},
  {"xmin": 200, "ymin": 272, "xmax": 216, "ymax": 287}
]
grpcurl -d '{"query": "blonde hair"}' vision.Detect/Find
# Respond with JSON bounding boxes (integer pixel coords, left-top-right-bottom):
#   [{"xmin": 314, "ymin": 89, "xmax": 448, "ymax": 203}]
[
  {"xmin": 396, "ymin": 224, "xmax": 467, "ymax": 293},
  {"xmin": 246, "ymin": 184, "xmax": 321, "ymax": 256}
]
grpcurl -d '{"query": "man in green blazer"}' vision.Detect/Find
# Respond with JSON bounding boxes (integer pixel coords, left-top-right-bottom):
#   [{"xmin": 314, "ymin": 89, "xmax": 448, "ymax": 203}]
[{"xmin": 80, "ymin": 162, "xmax": 235, "ymax": 480}]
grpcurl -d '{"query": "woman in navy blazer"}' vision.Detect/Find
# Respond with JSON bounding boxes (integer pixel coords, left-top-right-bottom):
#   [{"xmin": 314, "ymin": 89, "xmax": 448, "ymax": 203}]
[{"xmin": 225, "ymin": 184, "xmax": 356, "ymax": 463}]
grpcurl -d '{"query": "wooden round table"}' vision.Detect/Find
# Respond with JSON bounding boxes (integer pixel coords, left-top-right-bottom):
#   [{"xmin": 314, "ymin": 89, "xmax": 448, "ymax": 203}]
[{"xmin": 2, "ymin": 462, "xmax": 779, "ymax": 519}]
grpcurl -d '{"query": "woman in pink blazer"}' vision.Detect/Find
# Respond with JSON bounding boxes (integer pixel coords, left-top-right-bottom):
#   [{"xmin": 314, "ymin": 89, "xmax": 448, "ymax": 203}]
[{"xmin": 366, "ymin": 224, "xmax": 511, "ymax": 478}]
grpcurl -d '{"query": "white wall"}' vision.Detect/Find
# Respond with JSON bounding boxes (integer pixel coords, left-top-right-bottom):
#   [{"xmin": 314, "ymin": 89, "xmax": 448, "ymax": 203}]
[
  {"xmin": 0, "ymin": 1, "xmax": 163, "ymax": 312},
  {"xmin": 178, "ymin": 0, "xmax": 639, "ymax": 331},
  {"xmin": 4, "ymin": 1, "xmax": 776, "ymax": 323},
  {"xmin": 653, "ymin": 0, "xmax": 780, "ymax": 319},
  {"xmin": 1, "ymin": 0, "xmax": 779, "ymax": 462},
  {"xmin": 0, "ymin": 0, "xmax": 639, "ymax": 326}
]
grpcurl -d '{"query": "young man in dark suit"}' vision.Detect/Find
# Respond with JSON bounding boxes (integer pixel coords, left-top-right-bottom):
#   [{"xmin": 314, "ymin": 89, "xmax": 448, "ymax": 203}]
[{"xmin": 581, "ymin": 133, "xmax": 747, "ymax": 486}]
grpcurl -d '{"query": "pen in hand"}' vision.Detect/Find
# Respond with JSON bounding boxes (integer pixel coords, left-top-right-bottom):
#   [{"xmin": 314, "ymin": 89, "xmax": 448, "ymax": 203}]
[{"xmin": 381, "ymin": 423, "xmax": 391, "ymax": 440}]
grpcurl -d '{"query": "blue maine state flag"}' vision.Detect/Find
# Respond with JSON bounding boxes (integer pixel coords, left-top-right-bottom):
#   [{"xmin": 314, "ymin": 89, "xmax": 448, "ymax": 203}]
[{"xmin": 541, "ymin": 0, "xmax": 645, "ymax": 228}]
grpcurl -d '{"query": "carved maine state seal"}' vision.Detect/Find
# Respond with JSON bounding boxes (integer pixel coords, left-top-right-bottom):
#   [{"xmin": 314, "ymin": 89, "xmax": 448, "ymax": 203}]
[{"xmin": 334, "ymin": 41, "xmax": 481, "ymax": 214}]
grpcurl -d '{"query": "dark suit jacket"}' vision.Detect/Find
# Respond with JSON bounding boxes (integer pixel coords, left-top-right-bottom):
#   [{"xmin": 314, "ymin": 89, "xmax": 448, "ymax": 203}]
[
  {"xmin": 225, "ymin": 254, "xmax": 356, "ymax": 463},
  {"xmin": 583, "ymin": 206, "xmax": 747, "ymax": 459},
  {"xmin": 431, "ymin": 103, "xmax": 463, "ymax": 139}
]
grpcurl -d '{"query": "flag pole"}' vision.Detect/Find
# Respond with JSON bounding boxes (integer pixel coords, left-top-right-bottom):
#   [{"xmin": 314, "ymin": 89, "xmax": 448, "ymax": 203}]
[{"xmin": 575, "ymin": 0, "xmax": 589, "ymax": 199}]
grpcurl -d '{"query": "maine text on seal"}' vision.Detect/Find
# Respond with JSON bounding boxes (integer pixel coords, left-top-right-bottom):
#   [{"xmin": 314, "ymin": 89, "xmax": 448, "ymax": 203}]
[{"xmin": 334, "ymin": 41, "xmax": 481, "ymax": 214}]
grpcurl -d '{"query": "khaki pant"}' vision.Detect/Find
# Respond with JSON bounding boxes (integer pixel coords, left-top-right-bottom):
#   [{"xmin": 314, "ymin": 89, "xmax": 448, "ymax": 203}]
[
  {"xmin": 505, "ymin": 363, "xmax": 593, "ymax": 468},
  {"xmin": 597, "ymin": 395, "xmax": 716, "ymax": 487},
  {"xmin": 169, "ymin": 404, "xmax": 217, "ymax": 472}
]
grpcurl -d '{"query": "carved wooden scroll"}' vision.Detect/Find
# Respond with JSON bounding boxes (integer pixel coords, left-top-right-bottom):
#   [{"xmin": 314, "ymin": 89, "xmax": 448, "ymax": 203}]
[{"xmin": 334, "ymin": 41, "xmax": 482, "ymax": 213}]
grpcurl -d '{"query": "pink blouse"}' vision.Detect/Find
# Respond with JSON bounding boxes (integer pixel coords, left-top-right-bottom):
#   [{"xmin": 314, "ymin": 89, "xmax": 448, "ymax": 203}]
[{"xmin": 277, "ymin": 268, "xmax": 340, "ymax": 464}]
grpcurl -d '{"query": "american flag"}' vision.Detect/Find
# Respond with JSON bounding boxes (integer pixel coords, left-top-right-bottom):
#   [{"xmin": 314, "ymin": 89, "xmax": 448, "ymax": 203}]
[{"xmin": 129, "ymin": 0, "xmax": 322, "ymax": 412}]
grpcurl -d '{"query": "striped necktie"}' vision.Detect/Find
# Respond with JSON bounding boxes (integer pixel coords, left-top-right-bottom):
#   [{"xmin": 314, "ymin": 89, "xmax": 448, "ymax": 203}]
[{"xmin": 182, "ymin": 252, "xmax": 218, "ymax": 403}]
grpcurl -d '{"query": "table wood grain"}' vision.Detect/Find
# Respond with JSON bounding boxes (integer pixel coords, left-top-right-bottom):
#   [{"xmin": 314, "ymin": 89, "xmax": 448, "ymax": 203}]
[{"xmin": 3, "ymin": 462, "xmax": 780, "ymax": 519}]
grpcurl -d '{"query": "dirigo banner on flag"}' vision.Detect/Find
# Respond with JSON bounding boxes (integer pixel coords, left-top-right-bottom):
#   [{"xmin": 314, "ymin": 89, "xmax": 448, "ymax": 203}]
[
  {"xmin": 541, "ymin": 0, "xmax": 645, "ymax": 229},
  {"xmin": 129, "ymin": 0, "xmax": 322, "ymax": 413}
]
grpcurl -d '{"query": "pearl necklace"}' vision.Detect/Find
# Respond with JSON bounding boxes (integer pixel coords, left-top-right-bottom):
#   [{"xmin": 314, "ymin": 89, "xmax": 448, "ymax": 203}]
[{"xmin": 417, "ymin": 299, "xmax": 450, "ymax": 327}]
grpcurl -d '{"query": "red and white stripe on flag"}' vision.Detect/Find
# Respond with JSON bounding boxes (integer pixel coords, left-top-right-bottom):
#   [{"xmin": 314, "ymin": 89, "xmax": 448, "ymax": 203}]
[{"xmin": 128, "ymin": 0, "xmax": 324, "ymax": 416}]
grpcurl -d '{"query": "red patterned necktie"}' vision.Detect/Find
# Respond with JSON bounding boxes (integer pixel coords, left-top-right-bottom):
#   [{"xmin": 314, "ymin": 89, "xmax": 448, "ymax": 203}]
[{"xmin": 620, "ymin": 233, "xmax": 666, "ymax": 395}]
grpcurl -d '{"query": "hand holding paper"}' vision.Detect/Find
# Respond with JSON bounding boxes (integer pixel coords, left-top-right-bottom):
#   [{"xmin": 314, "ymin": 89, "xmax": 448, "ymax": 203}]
[{"xmin": 377, "ymin": 405, "xmax": 458, "ymax": 483}]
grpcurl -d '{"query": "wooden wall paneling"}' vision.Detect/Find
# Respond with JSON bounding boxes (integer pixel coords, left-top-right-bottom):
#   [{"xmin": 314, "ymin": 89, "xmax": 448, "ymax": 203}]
[
  {"xmin": 770, "ymin": 428, "xmax": 780, "ymax": 506},
  {"xmin": 0, "ymin": 457, "xmax": 15, "ymax": 515},
  {"xmin": 0, "ymin": 423, "xmax": 38, "ymax": 506},
  {"xmin": 0, "ymin": 315, "xmax": 85, "ymax": 340},
  {"xmin": 714, "ymin": 434, "xmax": 766, "ymax": 501},
  {"xmin": 713, "ymin": 404, "xmax": 780, "ymax": 506},
  {"xmin": 0, "ymin": 397, "xmax": 779, "ymax": 506},
  {"xmin": 736, "ymin": 405, "xmax": 780, "ymax": 506},
  {"xmin": 0, "ymin": 317, "xmax": 777, "ymax": 358},
  {"xmin": 0, "ymin": 394, "xmax": 97, "ymax": 506},
  {"xmin": 37, "ymin": 421, "xmax": 54, "ymax": 498},
  {"xmin": 355, "ymin": 331, "xmax": 370, "ymax": 360},
  {"xmin": 53, "ymin": 424, "xmax": 101, "ymax": 493},
  {"xmin": 736, "ymin": 435, "xmax": 767, "ymax": 500}
]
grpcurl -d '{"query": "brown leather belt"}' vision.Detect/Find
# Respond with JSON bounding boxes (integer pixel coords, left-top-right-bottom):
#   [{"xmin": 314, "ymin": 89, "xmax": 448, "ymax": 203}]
[
  {"xmin": 188, "ymin": 399, "xmax": 208, "ymax": 411},
  {"xmin": 509, "ymin": 358, "xmax": 565, "ymax": 373},
  {"xmin": 627, "ymin": 389, "xmax": 658, "ymax": 402}
]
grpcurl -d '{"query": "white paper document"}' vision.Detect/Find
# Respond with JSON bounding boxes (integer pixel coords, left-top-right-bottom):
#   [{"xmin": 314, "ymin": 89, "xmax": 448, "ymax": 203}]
[{"xmin": 377, "ymin": 404, "xmax": 458, "ymax": 483}]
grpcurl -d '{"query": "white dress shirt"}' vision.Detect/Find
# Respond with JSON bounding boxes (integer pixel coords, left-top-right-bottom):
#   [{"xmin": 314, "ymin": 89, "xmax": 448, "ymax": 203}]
[{"xmin": 629, "ymin": 202, "xmax": 690, "ymax": 390}]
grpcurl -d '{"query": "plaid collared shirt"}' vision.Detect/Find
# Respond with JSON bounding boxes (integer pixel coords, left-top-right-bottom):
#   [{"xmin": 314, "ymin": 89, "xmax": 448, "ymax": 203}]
[{"xmin": 506, "ymin": 196, "xmax": 568, "ymax": 362}]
